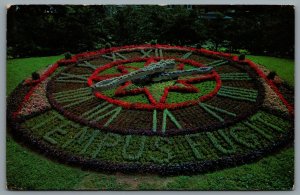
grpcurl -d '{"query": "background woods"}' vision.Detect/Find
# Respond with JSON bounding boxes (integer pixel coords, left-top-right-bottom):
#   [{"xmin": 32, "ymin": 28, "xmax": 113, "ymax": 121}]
[{"xmin": 7, "ymin": 5, "xmax": 294, "ymax": 58}]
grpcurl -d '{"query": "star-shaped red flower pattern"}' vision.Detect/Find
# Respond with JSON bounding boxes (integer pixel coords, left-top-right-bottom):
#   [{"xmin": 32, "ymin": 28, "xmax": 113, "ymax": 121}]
[{"xmin": 97, "ymin": 58, "xmax": 218, "ymax": 104}]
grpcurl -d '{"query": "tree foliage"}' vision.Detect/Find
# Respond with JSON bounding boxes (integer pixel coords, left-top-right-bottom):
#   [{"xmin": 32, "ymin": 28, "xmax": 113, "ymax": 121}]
[{"xmin": 7, "ymin": 5, "xmax": 294, "ymax": 58}]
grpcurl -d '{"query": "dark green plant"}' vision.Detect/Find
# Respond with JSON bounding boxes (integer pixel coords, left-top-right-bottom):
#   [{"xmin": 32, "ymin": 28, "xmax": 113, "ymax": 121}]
[
  {"xmin": 32, "ymin": 72, "xmax": 40, "ymax": 80},
  {"xmin": 150, "ymin": 39, "xmax": 157, "ymax": 45},
  {"xmin": 196, "ymin": 43, "xmax": 202, "ymax": 49},
  {"xmin": 267, "ymin": 71, "xmax": 277, "ymax": 80},
  {"xmin": 105, "ymin": 42, "xmax": 112, "ymax": 49},
  {"xmin": 64, "ymin": 52, "xmax": 72, "ymax": 60},
  {"xmin": 239, "ymin": 54, "xmax": 245, "ymax": 61}
]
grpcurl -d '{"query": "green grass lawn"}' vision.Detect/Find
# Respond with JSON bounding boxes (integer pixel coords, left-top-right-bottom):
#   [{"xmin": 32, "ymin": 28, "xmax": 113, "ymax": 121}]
[
  {"xmin": 247, "ymin": 55, "xmax": 294, "ymax": 86},
  {"xmin": 6, "ymin": 55, "xmax": 294, "ymax": 190}
]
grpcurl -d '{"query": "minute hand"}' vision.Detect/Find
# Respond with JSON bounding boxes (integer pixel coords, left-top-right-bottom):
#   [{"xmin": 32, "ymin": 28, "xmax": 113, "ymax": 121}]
[
  {"xmin": 151, "ymin": 67, "xmax": 213, "ymax": 82},
  {"xmin": 93, "ymin": 60, "xmax": 176, "ymax": 91}
]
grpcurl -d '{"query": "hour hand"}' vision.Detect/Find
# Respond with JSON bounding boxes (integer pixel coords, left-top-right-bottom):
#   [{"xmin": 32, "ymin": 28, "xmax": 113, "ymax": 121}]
[{"xmin": 93, "ymin": 60, "xmax": 176, "ymax": 91}]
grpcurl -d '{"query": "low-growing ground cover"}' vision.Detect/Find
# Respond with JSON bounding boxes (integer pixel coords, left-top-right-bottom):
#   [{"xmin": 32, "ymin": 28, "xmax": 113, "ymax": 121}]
[{"xmin": 5, "ymin": 45, "xmax": 294, "ymax": 189}]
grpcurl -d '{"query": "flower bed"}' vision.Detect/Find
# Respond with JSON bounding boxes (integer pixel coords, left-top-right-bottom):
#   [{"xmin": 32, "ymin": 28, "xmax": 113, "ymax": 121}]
[{"xmin": 7, "ymin": 44, "xmax": 294, "ymax": 175}]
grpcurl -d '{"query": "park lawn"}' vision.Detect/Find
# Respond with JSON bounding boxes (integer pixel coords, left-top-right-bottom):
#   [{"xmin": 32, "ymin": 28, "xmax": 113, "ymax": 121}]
[
  {"xmin": 247, "ymin": 55, "xmax": 294, "ymax": 86},
  {"xmin": 6, "ymin": 55, "xmax": 294, "ymax": 190},
  {"xmin": 6, "ymin": 55, "xmax": 64, "ymax": 95}
]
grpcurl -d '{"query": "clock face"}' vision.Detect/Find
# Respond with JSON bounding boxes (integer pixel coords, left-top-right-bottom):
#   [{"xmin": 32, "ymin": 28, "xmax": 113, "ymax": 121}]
[
  {"xmin": 8, "ymin": 45, "xmax": 293, "ymax": 174},
  {"xmin": 47, "ymin": 46, "xmax": 264, "ymax": 135}
]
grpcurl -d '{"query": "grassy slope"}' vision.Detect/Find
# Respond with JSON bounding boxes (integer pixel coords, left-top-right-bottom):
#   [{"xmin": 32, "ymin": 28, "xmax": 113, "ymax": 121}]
[
  {"xmin": 6, "ymin": 55, "xmax": 294, "ymax": 190},
  {"xmin": 6, "ymin": 56, "xmax": 64, "ymax": 95},
  {"xmin": 247, "ymin": 55, "xmax": 294, "ymax": 86}
]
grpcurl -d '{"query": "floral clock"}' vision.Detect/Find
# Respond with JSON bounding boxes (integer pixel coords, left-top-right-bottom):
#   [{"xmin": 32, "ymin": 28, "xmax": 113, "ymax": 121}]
[{"xmin": 7, "ymin": 44, "xmax": 294, "ymax": 175}]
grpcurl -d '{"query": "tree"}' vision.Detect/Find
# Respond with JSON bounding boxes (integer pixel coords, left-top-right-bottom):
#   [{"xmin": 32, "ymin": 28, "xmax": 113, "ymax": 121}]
[{"xmin": 7, "ymin": 5, "xmax": 294, "ymax": 58}]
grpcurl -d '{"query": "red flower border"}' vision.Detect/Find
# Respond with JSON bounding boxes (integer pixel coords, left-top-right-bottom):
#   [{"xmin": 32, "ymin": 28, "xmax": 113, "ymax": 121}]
[
  {"xmin": 12, "ymin": 63, "xmax": 59, "ymax": 118},
  {"xmin": 232, "ymin": 56, "xmax": 294, "ymax": 115}
]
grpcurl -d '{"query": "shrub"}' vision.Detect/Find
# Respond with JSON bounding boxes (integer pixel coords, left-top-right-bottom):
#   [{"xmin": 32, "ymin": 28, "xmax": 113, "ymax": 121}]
[
  {"xmin": 150, "ymin": 39, "xmax": 157, "ymax": 45},
  {"xmin": 196, "ymin": 43, "xmax": 202, "ymax": 49},
  {"xmin": 31, "ymin": 72, "xmax": 40, "ymax": 80},
  {"xmin": 105, "ymin": 42, "xmax": 112, "ymax": 49},
  {"xmin": 238, "ymin": 49, "xmax": 250, "ymax": 55},
  {"xmin": 239, "ymin": 54, "xmax": 245, "ymax": 61},
  {"xmin": 267, "ymin": 71, "xmax": 277, "ymax": 80},
  {"xmin": 64, "ymin": 52, "xmax": 72, "ymax": 60}
]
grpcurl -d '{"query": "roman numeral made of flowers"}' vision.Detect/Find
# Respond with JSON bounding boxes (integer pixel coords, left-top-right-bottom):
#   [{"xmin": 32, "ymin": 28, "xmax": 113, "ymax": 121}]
[
  {"xmin": 77, "ymin": 61, "xmax": 98, "ymax": 70},
  {"xmin": 56, "ymin": 72, "xmax": 89, "ymax": 83},
  {"xmin": 181, "ymin": 51, "xmax": 193, "ymax": 59},
  {"xmin": 53, "ymin": 87, "xmax": 94, "ymax": 108},
  {"xmin": 217, "ymin": 86, "xmax": 258, "ymax": 102},
  {"xmin": 199, "ymin": 102, "xmax": 236, "ymax": 122},
  {"xmin": 152, "ymin": 109, "xmax": 182, "ymax": 133},
  {"xmin": 102, "ymin": 52, "xmax": 127, "ymax": 61},
  {"xmin": 140, "ymin": 49, "xmax": 164, "ymax": 58},
  {"xmin": 80, "ymin": 101, "xmax": 122, "ymax": 127},
  {"xmin": 206, "ymin": 59, "xmax": 228, "ymax": 67},
  {"xmin": 219, "ymin": 73, "xmax": 251, "ymax": 81}
]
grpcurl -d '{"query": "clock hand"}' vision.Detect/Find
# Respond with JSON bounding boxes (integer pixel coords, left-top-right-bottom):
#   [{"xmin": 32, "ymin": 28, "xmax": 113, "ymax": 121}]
[
  {"xmin": 93, "ymin": 59, "xmax": 216, "ymax": 91},
  {"xmin": 150, "ymin": 67, "xmax": 213, "ymax": 82},
  {"xmin": 93, "ymin": 60, "xmax": 176, "ymax": 91},
  {"xmin": 132, "ymin": 67, "xmax": 213, "ymax": 85}
]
